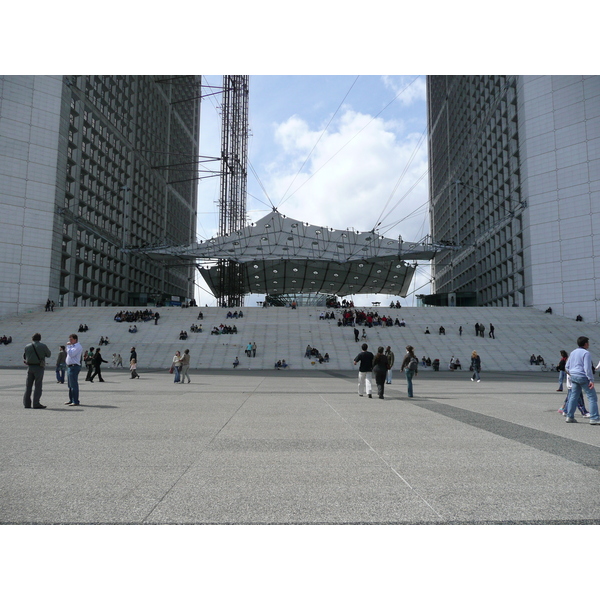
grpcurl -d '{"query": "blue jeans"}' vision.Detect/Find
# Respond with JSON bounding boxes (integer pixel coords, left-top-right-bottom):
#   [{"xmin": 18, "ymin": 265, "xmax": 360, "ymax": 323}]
[
  {"xmin": 174, "ymin": 366, "xmax": 181, "ymax": 383},
  {"xmin": 404, "ymin": 368, "xmax": 414, "ymax": 397},
  {"xmin": 557, "ymin": 370, "xmax": 566, "ymax": 390},
  {"xmin": 67, "ymin": 364, "xmax": 81, "ymax": 404},
  {"xmin": 566, "ymin": 375, "xmax": 599, "ymax": 420},
  {"xmin": 471, "ymin": 370, "xmax": 480, "ymax": 381},
  {"xmin": 56, "ymin": 363, "xmax": 66, "ymax": 383}
]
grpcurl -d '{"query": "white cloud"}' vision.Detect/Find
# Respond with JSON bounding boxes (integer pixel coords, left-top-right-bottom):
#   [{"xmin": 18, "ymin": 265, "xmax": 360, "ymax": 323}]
[
  {"xmin": 258, "ymin": 108, "xmax": 429, "ymax": 245},
  {"xmin": 381, "ymin": 76, "xmax": 427, "ymax": 107}
]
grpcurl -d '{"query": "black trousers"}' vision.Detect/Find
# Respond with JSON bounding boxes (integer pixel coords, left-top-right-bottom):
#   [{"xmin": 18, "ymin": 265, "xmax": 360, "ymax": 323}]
[
  {"xmin": 373, "ymin": 367, "xmax": 386, "ymax": 398},
  {"xmin": 90, "ymin": 366, "xmax": 104, "ymax": 381}
]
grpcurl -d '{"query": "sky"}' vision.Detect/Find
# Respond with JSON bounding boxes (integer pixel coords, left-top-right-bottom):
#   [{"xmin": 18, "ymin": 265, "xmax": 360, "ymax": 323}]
[{"xmin": 194, "ymin": 75, "xmax": 431, "ymax": 308}]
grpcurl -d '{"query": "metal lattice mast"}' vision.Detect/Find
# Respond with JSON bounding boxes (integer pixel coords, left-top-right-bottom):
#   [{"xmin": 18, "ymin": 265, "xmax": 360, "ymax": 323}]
[{"xmin": 217, "ymin": 75, "xmax": 249, "ymax": 307}]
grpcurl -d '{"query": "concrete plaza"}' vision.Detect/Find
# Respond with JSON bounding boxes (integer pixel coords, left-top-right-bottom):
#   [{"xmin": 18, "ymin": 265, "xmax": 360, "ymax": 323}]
[{"xmin": 1, "ymin": 366, "xmax": 599, "ymax": 524}]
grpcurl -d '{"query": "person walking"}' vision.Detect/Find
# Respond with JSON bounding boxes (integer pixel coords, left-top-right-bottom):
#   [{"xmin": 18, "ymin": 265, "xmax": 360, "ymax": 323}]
[
  {"xmin": 564, "ymin": 336, "xmax": 600, "ymax": 424},
  {"xmin": 84, "ymin": 347, "xmax": 95, "ymax": 381},
  {"xmin": 55, "ymin": 345, "xmax": 67, "ymax": 384},
  {"xmin": 373, "ymin": 346, "xmax": 389, "ymax": 399},
  {"xmin": 65, "ymin": 333, "xmax": 84, "ymax": 406},
  {"xmin": 557, "ymin": 350, "xmax": 568, "ymax": 391},
  {"xmin": 470, "ymin": 351, "xmax": 481, "ymax": 382},
  {"xmin": 172, "ymin": 351, "xmax": 182, "ymax": 383},
  {"xmin": 353, "ymin": 343, "xmax": 374, "ymax": 398},
  {"xmin": 252, "ymin": 342, "xmax": 257, "ymax": 357},
  {"xmin": 130, "ymin": 357, "xmax": 140, "ymax": 379},
  {"xmin": 22, "ymin": 333, "xmax": 52, "ymax": 409},
  {"xmin": 489, "ymin": 323, "xmax": 495, "ymax": 339},
  {"xmin": 89, "ymin": 348, "xmax": 107, "ymax": 382},
  {"xmin": 179, "ymin": 349, "xmax": 191, "ymax": 383},
  {"xmin": 354, "ymin": 328, "xmax": 359, "ymax": 343},
  {"xmin": 400, "ymin": 345, "xmax": 418, "ymax": 398},
  {"xmin": 385, "ymin": 346, "xmax": 395, "ymax": 384}
]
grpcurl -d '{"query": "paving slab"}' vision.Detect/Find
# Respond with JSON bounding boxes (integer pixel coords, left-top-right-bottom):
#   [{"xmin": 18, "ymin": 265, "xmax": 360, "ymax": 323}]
[{"xmin": 1, "ymin": 367, "xmax": 599, "ymax": 524}]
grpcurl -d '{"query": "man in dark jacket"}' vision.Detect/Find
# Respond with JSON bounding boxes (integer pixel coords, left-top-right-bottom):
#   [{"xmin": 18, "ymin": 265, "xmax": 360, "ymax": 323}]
[
  {"xmin": 23, "ymin": 333, "xmax": 52, "ymax": 409},
  {"xmin": 89, "ymin": 348, "xmax": 108, "ymax": 382},
  {"xmin": 353, "ymin": 343, "xmax": 374, "ymax": 398}
]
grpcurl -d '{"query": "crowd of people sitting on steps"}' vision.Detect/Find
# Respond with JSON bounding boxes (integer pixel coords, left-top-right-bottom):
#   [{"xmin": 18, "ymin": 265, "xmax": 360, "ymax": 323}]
[
  {"xmin": 211, "ymin": 324, "xmax": 238, "ymax": 335},
  {"xmin": 225, "ymin": 310, "xmax": 244, "ymax": 319},
  {"xmin": 530, "ymin": 354, "xmax": 546, "ymax": 366},
  {"xmin": 114, "ymin": 309, "xmax": 158, "ymax": 323},
  {"xmin": 336, "ymin": 309, "xmax": 405, "ymax": 327},
  {"xmin": 304, "ymin": 345, "xmax": 330, "ymax": 363}
]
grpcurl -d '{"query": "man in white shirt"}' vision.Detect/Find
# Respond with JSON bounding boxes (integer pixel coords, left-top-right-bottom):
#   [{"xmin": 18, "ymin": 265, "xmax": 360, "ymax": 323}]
[
  {"xmin": 565, "ymin": 336, "xmax": 600, "ymax": 424},
  {"xmin": 65, "ymin": 333, "xmax": 84, "ymax": 406}
]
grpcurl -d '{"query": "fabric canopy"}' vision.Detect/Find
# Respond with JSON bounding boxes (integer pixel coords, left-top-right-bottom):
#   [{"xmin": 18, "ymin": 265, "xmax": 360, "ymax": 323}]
[{"xmin": 142, "ymin": 210, "xmax": 439, "ymax": 297}]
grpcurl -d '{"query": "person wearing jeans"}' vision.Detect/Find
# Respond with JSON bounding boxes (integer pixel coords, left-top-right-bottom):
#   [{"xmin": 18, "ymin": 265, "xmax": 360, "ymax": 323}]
[
  {"xmin": 55, "ymin": 345, "xmax": 67, "ymax": 384},
  {"xmin": 385, "ymin": 346, "xmax": 395, "ymax": 384},
  {"xmin": 565, "ymin": 336, "xmax": 600, "ymax": 424},
  {"xmin": 400, "ymin": 345, "xmax": 418, "ymax": 398},
  {"xmin": 65, "ymin": 333, "xmax": 83, "ymax": 406}
]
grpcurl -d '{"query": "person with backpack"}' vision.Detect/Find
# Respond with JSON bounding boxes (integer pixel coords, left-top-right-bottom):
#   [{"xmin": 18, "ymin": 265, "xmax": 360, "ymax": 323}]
[{"xmin": 400, "ymin": 345, "xmax": 418, "ymax": 398}]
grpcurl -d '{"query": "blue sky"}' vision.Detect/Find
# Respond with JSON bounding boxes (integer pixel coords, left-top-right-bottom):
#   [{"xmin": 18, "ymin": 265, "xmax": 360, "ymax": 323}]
[{"xmin": 195, "ymin": 75, "xmax": 431, "ymax": 307}]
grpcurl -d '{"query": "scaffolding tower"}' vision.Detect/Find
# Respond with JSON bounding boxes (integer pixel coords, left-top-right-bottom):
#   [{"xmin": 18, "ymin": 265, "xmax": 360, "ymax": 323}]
[{"xmin": 217, "ymin": 75, "xmax": 249, "ymax": 307}]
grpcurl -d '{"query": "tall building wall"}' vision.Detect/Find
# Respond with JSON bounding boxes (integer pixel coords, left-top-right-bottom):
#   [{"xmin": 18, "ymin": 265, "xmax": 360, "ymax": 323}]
[
  {"xmin": 518, "ymin": 76, "xmax": 600, "ymax": 321},
  {"xmin": 427, "ymin": 75, "xmax": 524, "ymax": 308},
  {"xmin": 0, "ymin": 75, "xmax": 201, "ymax": 318},
  {"xmin": 427, "ymin": 75, "xmax": 600, "ymax": 322},
  {"xmin": 0, "ymin": 76, "xmax": 66, "ymax": 316}
]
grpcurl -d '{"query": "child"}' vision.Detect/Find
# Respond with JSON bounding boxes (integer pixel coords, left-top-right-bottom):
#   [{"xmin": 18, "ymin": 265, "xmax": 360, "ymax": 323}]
[{"xmin": 130, "ymin": 357, "xmax": 140, "ymax": 379}]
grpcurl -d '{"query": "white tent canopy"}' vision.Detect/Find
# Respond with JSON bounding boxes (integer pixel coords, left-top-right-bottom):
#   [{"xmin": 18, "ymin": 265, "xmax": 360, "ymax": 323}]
[{"xmin": 140, "ymin": 210, "xmax": 439, "ymax": 297}]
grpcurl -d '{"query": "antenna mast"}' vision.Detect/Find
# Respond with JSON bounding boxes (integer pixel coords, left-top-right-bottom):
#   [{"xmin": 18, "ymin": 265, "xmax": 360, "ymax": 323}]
[{"xmin": 217, "ymin": 75, "xmax": 249, "ymax": 307}]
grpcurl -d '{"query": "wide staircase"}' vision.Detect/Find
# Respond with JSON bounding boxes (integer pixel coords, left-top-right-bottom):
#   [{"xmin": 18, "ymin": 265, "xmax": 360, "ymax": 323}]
[{"xmin": 0, "ymin": 305, "xmax": 597, "ymax": 372}]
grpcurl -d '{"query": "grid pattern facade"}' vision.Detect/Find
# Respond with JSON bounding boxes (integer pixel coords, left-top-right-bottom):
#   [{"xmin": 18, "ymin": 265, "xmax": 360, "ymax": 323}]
[
  {"xmin": 427, "ymin": 75, "xmax": 524, "ymax": 308},
  {"xmin": 428, "ymin": 75, "xmax": 600, "ymax": 321},
  {"xmin": 0, "ymin": 75, "xmax": 201, "ymax": 317}
]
